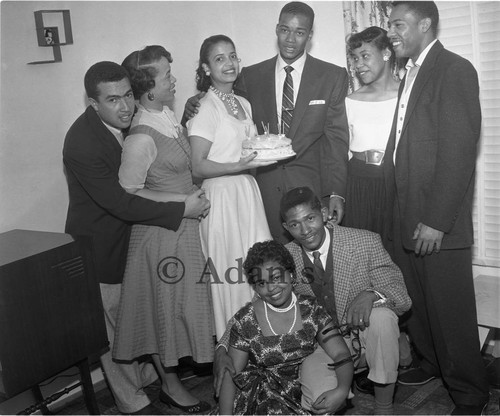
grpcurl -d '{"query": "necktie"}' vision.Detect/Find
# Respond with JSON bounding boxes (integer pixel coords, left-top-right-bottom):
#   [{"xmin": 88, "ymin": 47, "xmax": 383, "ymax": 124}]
[
  {"xmin": 312, "ymin": 251, "xmax": 324, "ymax": 274},
  {"xmin": 404, "ymin": 64, "xmax": 419, "ymax": 92},
  {"xmin": 281, "ymin": 66, "xmax": 294, "ymax": 135}
]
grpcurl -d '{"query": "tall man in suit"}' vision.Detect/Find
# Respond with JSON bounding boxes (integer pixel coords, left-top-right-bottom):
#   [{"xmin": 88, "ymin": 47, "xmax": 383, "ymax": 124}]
[
  {"xmin": 236, "ymin": 2, "xmax": 349, "ymax": 242},
  {"xmin": 184, "ymin": 1, "xmax": 349, "ymax": 243},
  {"xmin": 63, "ymin": 61, "xmax": 210, "ymax": 414},
  {"xmin": 384, "ymin": 2, "xmax": 490, "ymax": 414},
  {"xmin": 214, "ymin": 187, "xmax": 411, "ymax": 414}
]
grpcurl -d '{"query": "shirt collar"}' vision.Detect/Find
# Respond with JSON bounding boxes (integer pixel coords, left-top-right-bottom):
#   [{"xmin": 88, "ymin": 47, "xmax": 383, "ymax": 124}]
[
  {"xmin": 406, "ymin": 39, "xmax": 438, "ymax": 69},
  {"xmin": 277, "ymin": 52, "xmax": 307, "ymax": 76},
  {"xmin": 304, "ymin": 226, "xmax": 331, "ymax": 259},
  {"xmin": 102, "ymin": 120, "xmax": 125, "ymax": 147}
]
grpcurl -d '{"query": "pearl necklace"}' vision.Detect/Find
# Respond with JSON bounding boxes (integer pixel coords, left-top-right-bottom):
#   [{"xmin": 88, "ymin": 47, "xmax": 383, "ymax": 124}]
[
  {"xmin": 210, "ymin": 85, "xmax": 239, "ymax": 116},
  {"xmin": 263, "ymin": 294, "xmax": 297, "ymax": 336},
  {"xmin": 267, "ymin": 292, "xmax": 297, "ymax": 313}
]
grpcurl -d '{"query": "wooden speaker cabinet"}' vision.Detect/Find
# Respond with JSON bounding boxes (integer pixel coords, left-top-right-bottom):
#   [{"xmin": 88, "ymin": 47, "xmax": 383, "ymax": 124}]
[{"xmin": 0, "ymin": 230, "xmax": 108, "ymax": 413}]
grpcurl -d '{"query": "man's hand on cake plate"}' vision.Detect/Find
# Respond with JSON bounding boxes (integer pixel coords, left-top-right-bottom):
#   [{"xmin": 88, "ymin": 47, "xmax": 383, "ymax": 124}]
[{"xmin": 239, "ymin": 152, "xmax": 277, "ymax": 168}]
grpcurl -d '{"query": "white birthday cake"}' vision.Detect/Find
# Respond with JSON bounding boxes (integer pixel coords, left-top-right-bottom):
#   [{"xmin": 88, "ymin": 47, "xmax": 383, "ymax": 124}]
[{"xmin": 241, "ymin": 134, "xmax": 296, "ymax": 161}]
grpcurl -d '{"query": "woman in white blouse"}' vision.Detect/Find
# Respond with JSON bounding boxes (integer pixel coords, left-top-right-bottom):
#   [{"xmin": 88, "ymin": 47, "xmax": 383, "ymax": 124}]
[
  {"xmin": 343, "ymin": 27, "xmax": 400, "ymax": 239},
  {"xmin": 343, "ymin": 27, "xmax": 413, "ymax": 404}
]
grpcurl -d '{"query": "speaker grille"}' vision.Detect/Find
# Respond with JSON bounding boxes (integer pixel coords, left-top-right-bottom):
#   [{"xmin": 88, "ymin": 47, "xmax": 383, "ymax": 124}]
[{"xmin": 51, "ymin": 256, "xmax": 85, "ymax": 278}]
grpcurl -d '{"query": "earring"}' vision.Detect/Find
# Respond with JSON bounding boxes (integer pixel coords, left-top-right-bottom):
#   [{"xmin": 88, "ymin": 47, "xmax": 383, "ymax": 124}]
[
  {"xmin": 205, "ymin": 70, "xmax": 210, "ymax": 76},
  {"xmin": 147, "ymin": 92, "xmax": 155, "ymax": 101},
  {"xmin": 383, "ymin": 55, "xmax": 390, "ymax": 62}
]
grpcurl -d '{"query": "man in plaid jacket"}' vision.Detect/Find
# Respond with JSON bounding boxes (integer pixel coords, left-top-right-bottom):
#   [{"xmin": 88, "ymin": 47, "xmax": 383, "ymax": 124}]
[{"xmin": 215, "ymin": 187, "xmax": 411, "ymax": 414}]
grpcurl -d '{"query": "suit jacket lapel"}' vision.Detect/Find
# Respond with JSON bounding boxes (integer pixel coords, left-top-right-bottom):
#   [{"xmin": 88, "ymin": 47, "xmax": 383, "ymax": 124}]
[
  {"xmin": 289, "ymin": 55, "xmax": 315, "ymax": 138},
  {"xmin": 87, "ymin": 106, "xmax": 124, "ymax": 161},
  {"xmin": 257, "ymin": 57, "xmax": 279, "ymax": 133},
  {"xmin": 330, "ymin": 227, "xmax": 354, "ymax": 323},
  {"xmin": 286, "ymin": 241, "xmax": 317, "ymax": 298},
  {"xmin": 289, "ymin": 228, "xmax": 353, "ymax": 324},
  {"xmin": 386, "ymin": 81, "xmax": 404, "ymax": 157},
  {"xmin": 400, "ymin": 41, "xmax": 442, "ymax": 140}
]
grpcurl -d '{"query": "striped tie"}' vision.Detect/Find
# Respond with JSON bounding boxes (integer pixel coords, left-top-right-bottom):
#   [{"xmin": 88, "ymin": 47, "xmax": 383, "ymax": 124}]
[{"xmin": 281, "ymin": 66, "xmax": 294, "ymax": 135}]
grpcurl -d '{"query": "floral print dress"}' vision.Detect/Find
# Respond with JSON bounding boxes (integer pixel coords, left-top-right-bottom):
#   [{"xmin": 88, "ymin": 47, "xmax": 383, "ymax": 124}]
[{"xmin": 229, "ymin": 295, "xmax": 333, "ymax": 415}]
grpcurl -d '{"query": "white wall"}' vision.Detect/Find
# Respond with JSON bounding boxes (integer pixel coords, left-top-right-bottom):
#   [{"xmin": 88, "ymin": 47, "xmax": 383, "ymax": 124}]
[
  {"xmin": 0, "ymin": 1, "xmax": 347, "ymax": 234},
  {"xmin": 0, "ymin": 3, "xmax": 345, "ymax": 409}
]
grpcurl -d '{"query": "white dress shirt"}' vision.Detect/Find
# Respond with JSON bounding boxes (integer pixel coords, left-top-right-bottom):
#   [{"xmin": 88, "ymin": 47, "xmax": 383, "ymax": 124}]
[
  {"xmin": 394, "ymin": 39, "xmax": 438, "ymax": 163},
  {"xmin": 303, "ymin": 226, "xmax": 331, "ymax": 269},
  {"xmin": 103, "ymin": 121, "xmax": 124, "ymax": 147},
  {"xmin": 275, "ymin": 53, "xmax": 307, "ymax": 123}
]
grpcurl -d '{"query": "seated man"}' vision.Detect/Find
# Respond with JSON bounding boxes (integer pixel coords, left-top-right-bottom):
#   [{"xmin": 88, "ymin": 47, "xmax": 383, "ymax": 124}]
[{"xmin": 215, "ymin": 186, "xmax": 411, "ymax": 415}]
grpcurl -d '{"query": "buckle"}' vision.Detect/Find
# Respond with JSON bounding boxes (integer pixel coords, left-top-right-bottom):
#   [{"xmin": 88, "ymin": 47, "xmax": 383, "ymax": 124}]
[{"xmin": 365, "ymin": 150, "xmax": 384, "ymax": 166}]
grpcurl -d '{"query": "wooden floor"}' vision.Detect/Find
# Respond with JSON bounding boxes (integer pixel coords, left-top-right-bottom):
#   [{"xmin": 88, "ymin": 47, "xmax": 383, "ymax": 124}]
[{"xmin": 56, "ymin": 356, "xmax": 500, "ymax": 415}]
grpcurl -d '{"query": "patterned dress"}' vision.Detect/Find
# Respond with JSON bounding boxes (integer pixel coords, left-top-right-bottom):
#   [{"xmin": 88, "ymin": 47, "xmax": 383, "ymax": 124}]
[
  {"xmin": 229, "ymin": 295, "xmax": 332, "ymax": 415},
  {"xmin": 113, "ymin": 105, "xmax": 214, "ymax": 367}
]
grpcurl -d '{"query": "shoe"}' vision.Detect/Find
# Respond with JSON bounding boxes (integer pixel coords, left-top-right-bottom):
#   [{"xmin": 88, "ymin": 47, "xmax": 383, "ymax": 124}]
[
  {"xmin": 159, "ymin": 389, "xmax": 212, "ymax": 414},
  {"xmin": 129, "ymin": 403, "xmax": 164, "ymax": 415},
  {"xmin": 398, "ymin": 367, "xmax": 437, "ymax": 386},
  {"xmin": 354, "ymin": 373, "xmax": 375, "ymax": 395},
  {"xmin": 451, "ymin": 402, "xmax": 487, "ymax": 415}
]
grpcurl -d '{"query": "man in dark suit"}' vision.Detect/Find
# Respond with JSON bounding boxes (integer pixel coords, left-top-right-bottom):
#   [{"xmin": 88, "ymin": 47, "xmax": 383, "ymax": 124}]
[
  {"xmin": 384, "ymin": 2, "xmax": 490, "ymax": 414},
  {"xmin": 214, "ymin": 187, "xmax": 411, "ymax": 414},
  {"xmin": 235, "ymin": 1, "xmax": 349, "ymax": 242},
  {"xmin": 184, "ymin": 1, "xmax": 349, "ymax": 243},
  {"xmin": 63, "ymin": 61, "xmax": 209, "ymax": 414}
]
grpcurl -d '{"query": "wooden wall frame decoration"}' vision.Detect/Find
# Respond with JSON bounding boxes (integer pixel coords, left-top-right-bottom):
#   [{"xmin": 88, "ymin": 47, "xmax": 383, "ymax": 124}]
[{"xmin": 28, "ymin": 10, "xmax": 73, "ymax": 65}]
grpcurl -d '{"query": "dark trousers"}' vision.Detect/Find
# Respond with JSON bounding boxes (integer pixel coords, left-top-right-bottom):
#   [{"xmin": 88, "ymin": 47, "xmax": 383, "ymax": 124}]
[{"xmin": 393, "ymin": 232, "xmax": 489, "ymax": 406}]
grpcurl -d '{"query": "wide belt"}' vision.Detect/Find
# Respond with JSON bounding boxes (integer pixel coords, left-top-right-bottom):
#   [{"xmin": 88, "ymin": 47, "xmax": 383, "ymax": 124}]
[{"xmin": 351, "ymin": 150, "xmax": 385, "ymax": 166}]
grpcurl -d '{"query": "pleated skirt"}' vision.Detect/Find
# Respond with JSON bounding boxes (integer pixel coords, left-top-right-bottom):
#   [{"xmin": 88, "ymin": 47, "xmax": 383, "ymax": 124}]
[
  {"xmin": 342, "ymin": 157, "xmax": 388, "ymax": 238},
  {"xmin": 113, "ymin": 218, "xmax": 215, "ymax": 367}
]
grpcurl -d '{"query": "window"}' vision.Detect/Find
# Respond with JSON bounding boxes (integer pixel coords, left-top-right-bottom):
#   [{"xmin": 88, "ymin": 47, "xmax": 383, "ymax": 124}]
[{"xmin": 437, "ymin": 1, "xmax": 500, "ymax": 267}]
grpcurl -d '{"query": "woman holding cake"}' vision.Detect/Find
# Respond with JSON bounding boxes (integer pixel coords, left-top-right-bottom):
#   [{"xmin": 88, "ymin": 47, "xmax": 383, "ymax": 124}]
[{"xmin": 187, "ymin": 35, "xmax": 274, "ymax": 340}]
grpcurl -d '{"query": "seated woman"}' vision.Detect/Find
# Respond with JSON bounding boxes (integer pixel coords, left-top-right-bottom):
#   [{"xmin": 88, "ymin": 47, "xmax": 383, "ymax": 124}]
[
  {"xmin": 113, "ymin": 45, "xmax": 213, "ymax": 414},
  {"xmin": 218, "ymin": 240, "xmax": 353, "ymax": 415}
]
